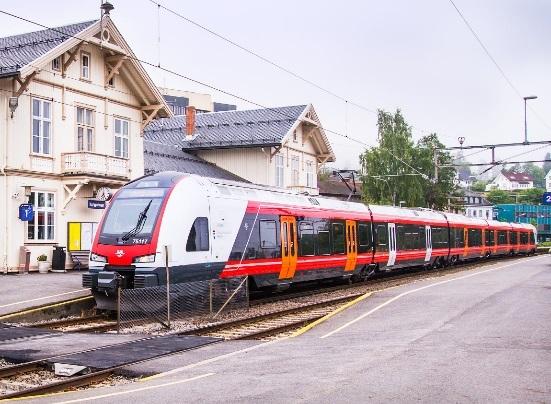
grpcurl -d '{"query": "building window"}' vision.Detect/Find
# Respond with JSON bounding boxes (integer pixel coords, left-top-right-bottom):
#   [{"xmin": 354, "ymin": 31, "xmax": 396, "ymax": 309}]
[
  {"xmin": 306, "ymin": 161, "xmax": 314, "ymax": 188},
  {"xmin": 107, "ymin": 69, "xmax": 115, "ymax": 87},
  {"xmin": 27, "ymin": 191, "xmax": 55, "ymax": 241},
  {"xmin": 291, "ymin": 156, "xmax": 300, "ymax": 185},
  {"xmin": 32, "ymin": 98, "xmax": 52, "ymax": 155},
  {"xmin": 80, "ymin": 52, "xmax": 90, "ymax": 79},
  {"xmin": 275, "ymin": 154, "xmax": 284, "ymax": 187},
  {"xmin": 114, "ymin": 118, "xmax": 129, "ymax": 158},
  {"xmin": 293, "ymin": 130, "xmax": 298, "ymax": 142},
  {"xmin": 52, "ymin": 56, "xmax": 61, "ymax": 72},
  {"xmin": 76, "ymin": 107, "xmax": 94, "ymax": 151}
]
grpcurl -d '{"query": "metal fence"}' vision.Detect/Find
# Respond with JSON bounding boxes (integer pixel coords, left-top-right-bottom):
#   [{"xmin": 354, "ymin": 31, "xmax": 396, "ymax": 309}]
[{"xmin": 118, "ymin": 276, "xmax": 249, "ymax": 330}]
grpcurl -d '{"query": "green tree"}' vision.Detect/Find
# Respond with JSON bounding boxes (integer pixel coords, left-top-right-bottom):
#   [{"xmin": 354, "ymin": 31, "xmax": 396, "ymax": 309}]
[
  {"xmin": 359, "ymin": 109, "xmax": 456, "ymax": 209},
  {"xmin": 521, "ymin": 162, "xmax": 545, "ymax": 188},
  {"xmin": 517, "ymin": 188, "xmax": 545, "ymax": 204},
  {"xmin": 471, "ymin": 180, "xmax": 487, "ymax": 192},
  {"xmin": 486, "ymin": 189, "xmax": 513, "ymax": 204}
]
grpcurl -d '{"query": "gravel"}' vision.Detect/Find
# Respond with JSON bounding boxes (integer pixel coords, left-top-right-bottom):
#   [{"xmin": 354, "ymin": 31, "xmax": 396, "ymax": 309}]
[{"xmin": 116, "ymin": 259, "xmax": 501, "ymax": 336}]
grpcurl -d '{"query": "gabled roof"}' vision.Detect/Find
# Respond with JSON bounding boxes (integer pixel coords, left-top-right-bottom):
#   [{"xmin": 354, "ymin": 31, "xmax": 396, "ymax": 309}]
[
  {"xmin": 144, "ymin": 104, "xmax": 335, "ymax": 161},
  {"xmin": 501, "ymin": 170, "xmax": 533, "ymax": 182},
  {"xmin": 144, "ymin": 137, "xmax": 246, "ymax": 182},
  {"xmin": 0, "ymin": 20, "xmax": 96, "ymax": 78},
  {"xmin": 0, "ymin": 17, "xmax": 171, "ymax": 118}
]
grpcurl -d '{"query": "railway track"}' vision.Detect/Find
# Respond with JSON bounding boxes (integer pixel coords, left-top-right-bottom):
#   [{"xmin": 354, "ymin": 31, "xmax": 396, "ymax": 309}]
[
  {"xmin": 28, "ymin": 315, "xmax": 118, "ymax": 333},
  {"xmin": 182, "ymin": 293, "xmax": 364, "ymax": 340}
]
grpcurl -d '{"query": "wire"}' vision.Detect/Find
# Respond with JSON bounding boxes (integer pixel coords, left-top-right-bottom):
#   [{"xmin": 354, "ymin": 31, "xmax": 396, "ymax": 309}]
[
  {"xmin": 0, "ymin": 9, "xmax": 429, "ymax": 178},
  {"xmin": 448, "ymin": 0, "xmax": 551, "ymax": 133},
  {"xmin": 452, "ymin": 147, "xmax": 489, "ymax": 162}
]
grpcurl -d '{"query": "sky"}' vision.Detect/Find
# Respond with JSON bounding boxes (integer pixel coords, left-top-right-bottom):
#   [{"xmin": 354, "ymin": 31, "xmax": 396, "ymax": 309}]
[{"xmin": 0, "ymin": 0, "xmax": 550, "ymax": 173}]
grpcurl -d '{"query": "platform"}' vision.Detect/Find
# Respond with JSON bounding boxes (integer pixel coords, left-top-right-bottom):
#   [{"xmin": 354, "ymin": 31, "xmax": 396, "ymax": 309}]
[
  {"xmin": 20, "ymin": 255, "xmax": 549, "ymax": 403},
  {"xmin": 0, "ymin": 271, "xmax": 89, "ymax": 317}
]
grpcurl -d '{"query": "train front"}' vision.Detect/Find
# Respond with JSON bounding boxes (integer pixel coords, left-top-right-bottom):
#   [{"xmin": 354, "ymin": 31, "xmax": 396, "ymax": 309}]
[{"xmin": 83, "ymin": 174, "xmax": 176, "ymax": 310}]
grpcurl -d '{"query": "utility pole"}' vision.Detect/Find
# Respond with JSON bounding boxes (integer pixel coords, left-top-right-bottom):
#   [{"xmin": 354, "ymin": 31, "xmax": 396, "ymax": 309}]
[{"xmin": 523, "ymin": 95, "xmax": 537, "ymax": 144}]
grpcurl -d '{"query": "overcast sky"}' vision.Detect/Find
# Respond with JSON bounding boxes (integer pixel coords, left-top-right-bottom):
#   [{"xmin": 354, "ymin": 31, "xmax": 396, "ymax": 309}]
[{"xmin": 1, "ymin": 0, "xmax": 550, "ymax": 171}]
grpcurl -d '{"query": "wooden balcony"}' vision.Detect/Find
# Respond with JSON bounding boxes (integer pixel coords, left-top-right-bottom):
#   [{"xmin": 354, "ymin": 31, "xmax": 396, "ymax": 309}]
[{"xmin": 61, "ymin": 152, "xmax": 129, "ymax": 179}]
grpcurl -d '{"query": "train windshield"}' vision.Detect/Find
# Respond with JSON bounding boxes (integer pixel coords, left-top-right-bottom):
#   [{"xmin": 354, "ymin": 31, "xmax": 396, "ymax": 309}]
[{"xmin": 99, "ymin": 188, "xmax": 167, "ymax": 245}]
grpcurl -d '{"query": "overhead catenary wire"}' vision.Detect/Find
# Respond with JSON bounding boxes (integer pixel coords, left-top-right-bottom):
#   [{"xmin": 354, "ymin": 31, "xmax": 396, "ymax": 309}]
[
  {"xmin": 448, "ymin": 0, "xmax": 551, "ymax": 133},
  {"xmin": 0, "ymin": 9, "xmax": 430, "ymax": 179}
]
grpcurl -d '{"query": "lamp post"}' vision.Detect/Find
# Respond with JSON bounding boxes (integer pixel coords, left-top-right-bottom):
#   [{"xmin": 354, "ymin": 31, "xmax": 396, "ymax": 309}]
[{"xmin": 523, "ymin": 95, "xmax": 537, "ymax": 144}]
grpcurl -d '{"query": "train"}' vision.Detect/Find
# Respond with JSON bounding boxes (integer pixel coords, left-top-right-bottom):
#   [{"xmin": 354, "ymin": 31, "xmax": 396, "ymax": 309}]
[{"xmin": 83, "ymin": 172, "xmax": 537, "ymax": 310}]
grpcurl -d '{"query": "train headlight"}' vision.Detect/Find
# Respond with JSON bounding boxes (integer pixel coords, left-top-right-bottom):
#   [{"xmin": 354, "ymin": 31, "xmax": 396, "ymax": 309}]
[
  {"xmin": 133, "ymin": 254, "xmax": 156, "ymax": 264},
  {"xmin": 90, "ymin": 253, "xmax": 107, "ymax": 263}
]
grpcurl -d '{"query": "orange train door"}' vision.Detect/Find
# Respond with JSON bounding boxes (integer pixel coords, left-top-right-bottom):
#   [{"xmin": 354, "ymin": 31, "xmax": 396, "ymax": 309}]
[
  {"xmin": 345, "ymin": 220, "xmax": 358, "ymax": 271},
  {"xmin": 463, "ymin": 228, "xmax": 469, "ymax": 257},
  {"xmin": 279, "ymin": 216, "xmax": 298, "ymax": 280}
]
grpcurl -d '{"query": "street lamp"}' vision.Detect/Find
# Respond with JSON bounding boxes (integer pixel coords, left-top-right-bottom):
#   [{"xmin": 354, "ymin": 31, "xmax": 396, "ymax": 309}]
[{"xmin": 523, "ymin": 95, "xmax": 537, "ymax": 144}]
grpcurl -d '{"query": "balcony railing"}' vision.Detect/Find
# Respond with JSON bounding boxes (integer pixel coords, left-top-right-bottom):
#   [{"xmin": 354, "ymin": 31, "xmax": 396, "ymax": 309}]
[{"xmin": 61, "ymin": 152, "xmax": 129, "ymax": 179}]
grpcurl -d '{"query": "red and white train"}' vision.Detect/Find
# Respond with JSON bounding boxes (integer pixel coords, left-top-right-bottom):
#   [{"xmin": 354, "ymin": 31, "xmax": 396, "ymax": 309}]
[{"xmin": 83, "ymin": 172, "xmax": 537, "ymax": 309}]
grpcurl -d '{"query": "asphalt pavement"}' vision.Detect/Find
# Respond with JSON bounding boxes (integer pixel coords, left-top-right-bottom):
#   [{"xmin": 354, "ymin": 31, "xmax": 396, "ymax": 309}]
[{"xmin": 27, "ymin": 255, "xmax": 551, "ymax": 403}]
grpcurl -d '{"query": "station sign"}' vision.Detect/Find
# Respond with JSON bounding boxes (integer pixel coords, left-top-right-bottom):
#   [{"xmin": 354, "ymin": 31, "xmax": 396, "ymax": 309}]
[
  {"xmin": 542, "ymin": 192, "xmax": 551, "ymax": 205},
  {"xmin": 88, "ymin": 200, "xmax": 106, "ymax": 209},
  {"xmin": 18, "ymin": 203, "xmax": 34, "ymax": 221}
]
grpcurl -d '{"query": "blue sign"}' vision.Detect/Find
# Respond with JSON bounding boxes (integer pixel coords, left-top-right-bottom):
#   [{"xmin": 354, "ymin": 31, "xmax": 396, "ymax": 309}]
[
  {"xmin": 542, "ymin": 192, "xmax": 551, "ymax": 205},
  {"xmin": 88, "ymin": 200, "xmax": 106, "ymax": 209},
  {"xmin": 18, "ymin": 203, "xmax": 34, "ymax": 221}
]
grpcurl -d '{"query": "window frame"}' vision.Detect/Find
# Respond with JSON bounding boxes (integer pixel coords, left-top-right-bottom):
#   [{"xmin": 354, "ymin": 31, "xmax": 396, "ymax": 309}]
[
  {"xmin": 114, "ymin": 117, "xmax": 130, "ymax": 158},
  {"xmin": 306, "ymin": 161, "xmax": 314, "ymax": 188},
  {"xmin": 186, "ymin": 217, "xmax": 210, "ymax": 252},
  {"xmin": 259, "ymin": 220, "xmax": 278, "ymax": 249},
  {"xmin": 275, "ymin": 154, "xmax": 284, "ymax": 187},
  {"xmin": 331, "ymin": 222, "xmax": 346, "ymax": 254},
  {"xmin": 76, "ymin": 106, "xmax": 95, "ymax": 152},
  {"xmin": 26, "ymin": 191, "xmax": 56, "ymax": 242},
  {"xmin": 80, "ymin": 51, "xmax": 91, "ymax": 80},
  {"xmin": 291, "ymin": 155, "xmax": 300, "ymax": 186},
  {"xmin": 31, "ymin": 97, "xmax": 52, "ymax": 156},
  {"xmin": 298, "ymin": 221, "xmax": 315, "ymax": 256},
  {"xmin": 52, "ymin": 56, "xmax": 62, "ymax": 72}
]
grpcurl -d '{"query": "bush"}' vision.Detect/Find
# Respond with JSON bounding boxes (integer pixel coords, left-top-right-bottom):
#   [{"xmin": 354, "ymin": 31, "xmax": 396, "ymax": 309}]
[{"xmin": 37, "ymin": 254, "xmax": 48, "ymax": 262}]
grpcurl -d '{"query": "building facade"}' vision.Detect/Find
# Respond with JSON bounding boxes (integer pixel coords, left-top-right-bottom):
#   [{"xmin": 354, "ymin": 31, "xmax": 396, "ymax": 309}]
[
  {"xmin": 494, "ymin": 204, "xmax": 550, "ymax": 241},
  {"xmin": 461, "ymin": 191, "xmax": 493, "ymax": 219},
  {"xmin": 159, "ymin": 87, "xmax": 236, "ymax": 115},
  {"xmin": 486, "ymin": 170, "xmax": 534, "ymax": 191},
  {"xmin": 144, "ymin": 104, "xmax": 335, "ymax": 194},
  {"xmin": 0, "ymin": 15, "xmax": 170, "ymax": 272}
]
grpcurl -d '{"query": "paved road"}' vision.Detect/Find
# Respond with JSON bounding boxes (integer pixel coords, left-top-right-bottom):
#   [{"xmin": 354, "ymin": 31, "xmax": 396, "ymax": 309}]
[{"xmin": 33, "ymin": 255, "xmax": 551, "ymax": 403}]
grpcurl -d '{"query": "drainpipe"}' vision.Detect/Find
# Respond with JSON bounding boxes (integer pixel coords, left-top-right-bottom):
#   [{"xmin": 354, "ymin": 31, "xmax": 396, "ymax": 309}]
[{"xmin": 2, "ymin": 94, "xmax": 9, "ymax": 274}]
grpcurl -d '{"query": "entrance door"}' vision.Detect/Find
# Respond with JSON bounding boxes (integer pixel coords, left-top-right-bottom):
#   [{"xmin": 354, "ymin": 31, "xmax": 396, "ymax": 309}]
[
  {"xmin": 387, "ymin": 223, "xmax": 397, "ymax": 266},
  {"xmin": 425, "ymin": 225, "xmax": 432, "ymax": 262},
  {"xmin": 279, "ymin": 216, "xmax": 298, "ymax": 280},
  {"xmin": 344, "ymin": 220, "xmax": 358, "ymax": 271}
]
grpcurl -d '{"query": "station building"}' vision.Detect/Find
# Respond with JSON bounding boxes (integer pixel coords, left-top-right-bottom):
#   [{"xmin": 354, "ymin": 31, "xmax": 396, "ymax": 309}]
[
  {"xmin": 494, "ymin": 204, "xmax": 551, "ymax": 241},
  {"xmin": 0, "ymin": 11, "xmax": 170, "ymax": 272}
]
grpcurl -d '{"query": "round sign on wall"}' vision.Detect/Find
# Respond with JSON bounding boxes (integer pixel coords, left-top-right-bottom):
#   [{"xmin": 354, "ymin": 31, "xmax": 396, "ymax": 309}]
[{"xmin": 96, "ymin": 187, "xmax": 113, "ymax": 201}]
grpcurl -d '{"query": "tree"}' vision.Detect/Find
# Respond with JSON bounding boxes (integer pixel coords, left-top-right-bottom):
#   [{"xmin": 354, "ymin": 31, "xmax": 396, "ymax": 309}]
[
  {"xmin": 521, "ymin": 162, "xmax": 545, "ymax": 188},
  {"xmin": 486, "ymin": 189, "xmax": 513, "ymax": 204},
  {"xmin": 471, "ymin": 180, "xmax": 487, "ymax": 192},
  {"xmin": 517, "ymin": 188, "xmax": 545, "ymax": 204},
  {"xmin": 359, "ymin": 109, "xmax": 456, "ymax": 209}
]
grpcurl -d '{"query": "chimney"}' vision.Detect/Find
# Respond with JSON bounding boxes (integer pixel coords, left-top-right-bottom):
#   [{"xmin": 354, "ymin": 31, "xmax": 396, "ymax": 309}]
[
  {"xmin": 185, "ymin": 106, "xmax": 196, "ymax": 140},
  {"xmin": 100, "ymin": 1, "xmax": 114, "ymax": 16}
]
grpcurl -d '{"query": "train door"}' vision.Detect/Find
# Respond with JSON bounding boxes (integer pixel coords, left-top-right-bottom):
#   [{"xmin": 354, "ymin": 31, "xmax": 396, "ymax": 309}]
[
  {"xmin": 344, "ymin": 220, "xmax": 358, "ymax": 271},
  {"xmin": 425, "ymin": 225, "xmax": 432, "ymax": 262},
  {"xmin": 279, "ymin": 216, "xmax": 298, "ymax": 280},
  {"xmin": 463, "ymin": 227, "xmax": 469, "ymax": 257},
  {"xmin": 387, "ymin": 223, "xmax": 397, "ymax": 266}
]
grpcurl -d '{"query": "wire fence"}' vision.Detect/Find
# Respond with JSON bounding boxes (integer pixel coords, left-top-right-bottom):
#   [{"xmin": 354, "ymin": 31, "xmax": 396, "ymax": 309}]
[{"xmin": 117, "ymin": 276, "xmax": 249, "ymax": 330}]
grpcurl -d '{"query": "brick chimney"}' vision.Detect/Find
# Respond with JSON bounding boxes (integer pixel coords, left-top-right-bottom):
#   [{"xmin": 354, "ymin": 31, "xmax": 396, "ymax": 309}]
[{"xmin": 185, "ymin": 106, "xmax": 196, "ymax": 140}]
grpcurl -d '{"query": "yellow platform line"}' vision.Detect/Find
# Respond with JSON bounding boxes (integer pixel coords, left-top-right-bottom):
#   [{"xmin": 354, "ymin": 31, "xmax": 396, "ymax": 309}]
[
  {"xmin": 0, "ymin": 296, "xmax": 94, "ymax": 321},
  {"xmin": 290, "ymin": 292, "xmax": 372, "ymax": 338}
]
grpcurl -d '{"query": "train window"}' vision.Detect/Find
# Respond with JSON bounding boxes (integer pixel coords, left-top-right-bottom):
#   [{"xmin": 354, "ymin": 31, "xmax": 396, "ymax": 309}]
[
  {"xmin": 485, "ymin": 230, "xmax": 491, "ymax": 246},
  {"xmin": 419, "ymin": 226, "xmax": 426, "ymax": 249},
  {"xmin": 497, "ymin": 230, "xmax": 507, "ymax": 245},
  {"xmin": 259, "ymin": 220, "xmax": 277, "ymax": 249},
  {"xmin": 358, "ymin": 222, "xmax": 372, "ymax": 253},
  {"xmin": 316, "ymin": 221, "xmax": 331, "ymax": 255},
  {"xmin": 432, "ymin": 227, "xmax": 448, "ymax": 248},
  {"xmin": 520, "ymin": 232, "xmax": 529, "ymax": 245},
  {"xmin": 298, "ymin": 222, "xmax": 315, "ymax": 256},
  {"xmin": 186, "ymin": 217, "xmax": 209, "ymax": 252},
  {"xmin": 332, "ymin": 222, "xmax": 346, "ymax": 254},
  {"xmin": 511, "ymin": 231, "xmax": 518, "ymax": 245},
  {"xmin": 452, "ymin": 227, "xmax": 464, "ymax": 248},
  {"xmin": 375, "ymin": 223, "xmax": 388, "ymax": 252},
  {"xmin": 468, "ymin": 229, "xmax": 482, "ymax": 247},
  {"xmin": 530, "ymin": 232, "xmax": 535, "ymax": 244},
  {"xmin": 289, "ymin": 222, "xmax": 296, "ymax": 256},
  {"xmin": 396, "ymin": 225, "xmax": 406, "ymax": 250}
]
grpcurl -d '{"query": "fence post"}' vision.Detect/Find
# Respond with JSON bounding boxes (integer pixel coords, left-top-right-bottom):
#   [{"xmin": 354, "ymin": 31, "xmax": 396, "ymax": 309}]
[
  {"xmin": 165, "ymin": 245, "xmax": 171, "ymax": 329},
  {"xmin": 117, "ymin": 286, "xmax": 121, "ymax": 334},
  {"xmin": 209, "ymin": 281, "xmax": 213, "ymax": 314}
]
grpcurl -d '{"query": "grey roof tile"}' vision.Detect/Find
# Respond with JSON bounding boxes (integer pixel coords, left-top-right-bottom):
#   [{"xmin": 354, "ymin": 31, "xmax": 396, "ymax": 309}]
[
  {"xmin": 144, "ymin": 105, "xmax": 307, "ymax": 150},
  {"xmin": 0, "ymin": 20, "xmax": 97, "ymax": 77}
]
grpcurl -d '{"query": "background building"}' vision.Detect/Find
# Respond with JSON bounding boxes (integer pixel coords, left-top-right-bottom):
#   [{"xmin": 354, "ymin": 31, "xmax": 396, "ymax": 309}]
[
  {"xmin": 494, "ymin": 204, "xmax": 551, "ymax": 241},
  {"xmin": 0, "ymin": 13, "xmax": 169, "ymax": 272},
  {"xmin": 486, "ymin": 170, "xmax": 534, "ymax": 191},
  {"xmin": 159, "ymin": 87, "xmax": 236, "ymax": 115},
  {"xmin": 462, "ymin": 191, "xmax": 494, "ymax": 219}
]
